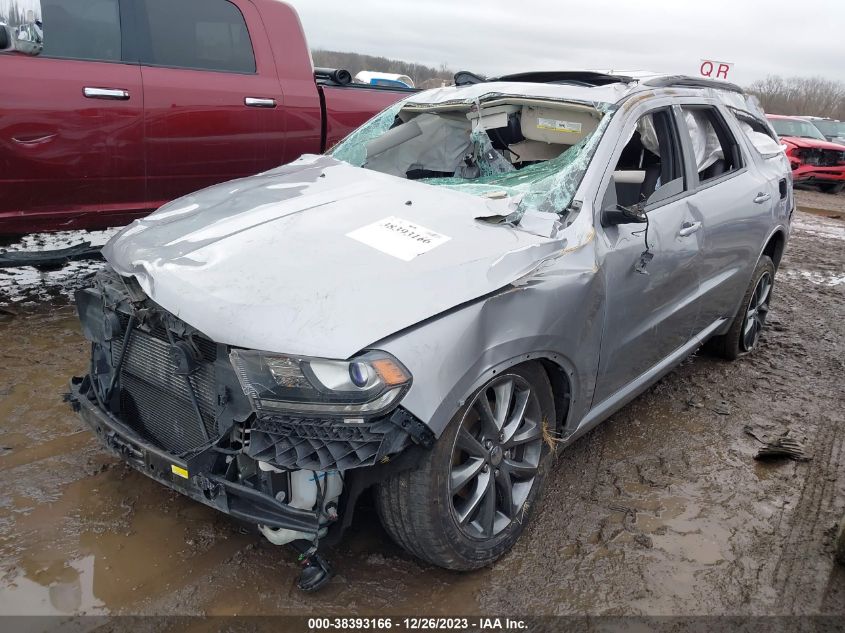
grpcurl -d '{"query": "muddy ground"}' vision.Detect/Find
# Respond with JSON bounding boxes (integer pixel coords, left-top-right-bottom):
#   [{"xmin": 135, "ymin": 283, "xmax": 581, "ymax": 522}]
[{"xmin": 0, "ymin": 192, "xmax": 843, "ymax": 617}]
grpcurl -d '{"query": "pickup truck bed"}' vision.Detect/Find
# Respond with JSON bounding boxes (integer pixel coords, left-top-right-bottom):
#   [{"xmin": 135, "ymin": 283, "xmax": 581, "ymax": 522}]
[{"xmin": 0, "ymin": 0, "xmax": 412, "ymax": 235}]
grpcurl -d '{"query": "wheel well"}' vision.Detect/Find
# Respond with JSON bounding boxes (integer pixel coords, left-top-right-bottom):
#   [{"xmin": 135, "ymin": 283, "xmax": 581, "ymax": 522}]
[
  {"xmin": 537, "ymin": 359, "xmax": 572, "ymax": 432},
  {"xmin": 763, "ymin": 230, "xmax": 786, "ymax": 270}
]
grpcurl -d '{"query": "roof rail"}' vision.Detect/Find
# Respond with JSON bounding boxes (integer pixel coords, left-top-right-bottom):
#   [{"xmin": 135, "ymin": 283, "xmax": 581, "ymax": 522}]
[
  {"xmin": 642, "ymin": 75, "xmax": 744, "ymax": 94},
  {"xmin": 451, "ymin": 70, "xmax": 746, "ymax": 95},
  {"xmin": 453, "ymin": 70, "xmax": 634, "ymax": 88},
  {"xmin": 495, "ymin": 71, "xmax": 635, "ymax": 86}
]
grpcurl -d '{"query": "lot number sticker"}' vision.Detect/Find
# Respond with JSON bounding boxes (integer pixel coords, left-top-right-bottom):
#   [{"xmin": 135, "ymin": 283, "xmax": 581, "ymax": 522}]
[{"xmin": 347, "ymin": 216, "xmax": 451, "ymax": 261}]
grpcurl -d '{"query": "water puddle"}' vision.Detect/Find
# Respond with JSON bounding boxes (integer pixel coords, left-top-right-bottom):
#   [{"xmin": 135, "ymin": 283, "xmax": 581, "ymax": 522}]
[
  {"xmin": 0, "ymin": 555, "xmax": 105, "ymax": 615},
  {"xmin": 0, "ymin": 229, "xmax": 116, "ymax": 306},
  {"xmin": 781, "ymin": 268, "xmax": 845, "ymax": 287}
]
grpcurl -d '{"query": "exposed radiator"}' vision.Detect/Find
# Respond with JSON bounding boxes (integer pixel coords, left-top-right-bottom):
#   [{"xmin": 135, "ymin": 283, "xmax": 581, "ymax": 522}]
[{"xmin": 112, "ymin": 323, "xmax": 219, "ymax": 454}]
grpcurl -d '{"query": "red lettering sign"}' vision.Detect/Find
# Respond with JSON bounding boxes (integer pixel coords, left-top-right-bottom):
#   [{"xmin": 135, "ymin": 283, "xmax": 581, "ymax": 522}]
[{"xmin": 699, "ymin": 59, "xmax": 733, "ymax": 80}]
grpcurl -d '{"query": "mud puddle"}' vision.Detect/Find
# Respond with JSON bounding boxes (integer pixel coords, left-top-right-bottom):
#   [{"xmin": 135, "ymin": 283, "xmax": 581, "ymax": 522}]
[{"xmin": 0, "ymin": 203, "xmax": 843, "ymax": 616}]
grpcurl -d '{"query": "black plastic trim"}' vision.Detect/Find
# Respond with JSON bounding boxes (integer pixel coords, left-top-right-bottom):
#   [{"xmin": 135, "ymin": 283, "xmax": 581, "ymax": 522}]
[{"xmin": 69, "ymin": 376, "xmax": 319, "ymax": 533}]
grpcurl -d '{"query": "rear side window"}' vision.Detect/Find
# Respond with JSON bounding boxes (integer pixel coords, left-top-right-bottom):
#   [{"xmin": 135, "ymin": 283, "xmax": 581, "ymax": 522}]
[
  {"xmin": 679, "ymin": 106, "xmax": 743, "ymax": 183},
  {"xmin": 139, "ymin": 0, "xmax": 255, "ymax": 73},
  {"xmin": 40, "ymin": 0, "xmax": 122, "ymax": 62},
  {"xmin": 729, "ymin": 109, "xmax": 783, "ymax": 158}
]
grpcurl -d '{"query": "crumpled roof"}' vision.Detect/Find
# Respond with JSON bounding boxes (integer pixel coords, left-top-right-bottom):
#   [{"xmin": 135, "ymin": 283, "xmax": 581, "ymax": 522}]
[
  {"xmin": 398, "ymin": 72, "xmax": 765, "ymax": 116},
  {"xmin": 403, "ymin": 80, "xmax": 630, "ymax": 108}
]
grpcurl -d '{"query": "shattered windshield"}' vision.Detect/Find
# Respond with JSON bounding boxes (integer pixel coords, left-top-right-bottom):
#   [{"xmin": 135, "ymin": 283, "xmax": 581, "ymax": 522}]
[{"xmin": 330, "ymin": 96, "xmax": 614, "ymax": 217}]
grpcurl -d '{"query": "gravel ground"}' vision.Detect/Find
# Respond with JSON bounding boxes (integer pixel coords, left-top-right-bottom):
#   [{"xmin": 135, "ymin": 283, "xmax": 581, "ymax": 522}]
[{"xmin": 0, "ymin": 191, "xmax": 843, "ymax": 617}]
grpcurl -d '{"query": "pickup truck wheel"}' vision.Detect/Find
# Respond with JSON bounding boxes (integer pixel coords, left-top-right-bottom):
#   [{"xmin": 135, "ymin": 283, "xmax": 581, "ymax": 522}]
[
  {"xmin": 706, "ymin": 255, "xmax": 775, "ymax": 360},
  {"xmin": 375, "ymin": 363, "xmax": 555, "ymax": 570}
]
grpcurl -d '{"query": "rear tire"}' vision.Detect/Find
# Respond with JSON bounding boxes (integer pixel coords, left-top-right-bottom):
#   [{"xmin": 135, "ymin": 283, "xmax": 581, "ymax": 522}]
[
  {"xmin": 706, "ymin": 255, "xmax": 775, "ymax": 360},
  {"xmin": 375, "ymin": 362, "xmax": 555, "ymax": 570}
]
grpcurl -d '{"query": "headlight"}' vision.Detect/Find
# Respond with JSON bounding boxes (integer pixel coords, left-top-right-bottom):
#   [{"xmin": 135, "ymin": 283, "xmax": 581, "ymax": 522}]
[{"xmin": 229, "ymin": 349, "xmax": 412, "ymax": 418}]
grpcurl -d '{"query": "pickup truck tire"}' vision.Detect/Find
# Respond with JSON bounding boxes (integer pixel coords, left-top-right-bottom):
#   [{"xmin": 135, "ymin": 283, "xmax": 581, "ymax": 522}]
[
  {"xmin": 707, "ymin": 255, "xmax": 775, "ymax": 360},
  {"xmin": 375, "ymin": 362, "xmax": 555, "ymax": 570}
]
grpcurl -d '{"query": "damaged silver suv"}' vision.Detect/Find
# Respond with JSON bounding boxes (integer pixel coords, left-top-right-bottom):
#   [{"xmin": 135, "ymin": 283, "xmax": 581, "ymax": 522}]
[{"xmin": 69, "ymin": 71, "xmax": 792, "ymax": 590}]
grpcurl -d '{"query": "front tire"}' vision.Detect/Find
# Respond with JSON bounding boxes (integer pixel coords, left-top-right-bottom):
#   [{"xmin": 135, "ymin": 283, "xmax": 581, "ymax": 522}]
[
  {"xmin": 375, "ymin": 362, "xmax": 555, "ymax": 570},
  {"xmin": 706, "ymin": 255, "xmax": 775, "ymax": 360}
]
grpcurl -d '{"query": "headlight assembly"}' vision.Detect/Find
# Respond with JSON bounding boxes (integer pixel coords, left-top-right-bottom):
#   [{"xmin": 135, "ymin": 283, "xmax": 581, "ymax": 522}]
[{"xmin": 229, "ymin": 349, "xmax": 412, "ymax": 418}]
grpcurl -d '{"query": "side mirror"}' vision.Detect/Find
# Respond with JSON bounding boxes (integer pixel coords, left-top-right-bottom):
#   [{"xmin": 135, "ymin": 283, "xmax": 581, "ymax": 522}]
[
  {"xmin": 603, "ymin": 202, "xmax": 647, "ymax": 226},
  {"xmin": 601, "ymin": 171, "xmax": 648, "ymax": 226}
]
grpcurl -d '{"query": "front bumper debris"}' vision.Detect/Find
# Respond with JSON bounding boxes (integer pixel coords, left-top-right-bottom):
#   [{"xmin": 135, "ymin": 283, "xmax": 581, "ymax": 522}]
[
  {"xmin": 791, "ymin": 163, "xmax": 845, "ymax": 184},
  {"xmin": 68, "ymin": 376, "xmax": 320, "ymax": 534},
  {"xmin": 246, "ymin": 407, "xmax": 434, "ymax": 471}
]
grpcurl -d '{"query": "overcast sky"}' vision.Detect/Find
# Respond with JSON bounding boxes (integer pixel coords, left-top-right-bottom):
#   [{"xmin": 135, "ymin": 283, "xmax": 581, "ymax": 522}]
[{"xmin": 288, "ymin": 0, "xmax": 845, "ymax": 86}]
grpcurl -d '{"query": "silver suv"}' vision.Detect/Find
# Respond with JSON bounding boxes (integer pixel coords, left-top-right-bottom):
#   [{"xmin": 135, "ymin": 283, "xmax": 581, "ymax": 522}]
[{"xmin": 70, "ymin": 71, "xmax": 792, "ymax": 590}]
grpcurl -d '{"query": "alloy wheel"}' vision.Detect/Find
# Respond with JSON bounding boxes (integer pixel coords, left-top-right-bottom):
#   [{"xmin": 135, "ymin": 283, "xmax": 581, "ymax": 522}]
[
  {"xmin": 448, "ymin": 374, "xmax": 544, "ymax": 540},
  {"xmin": 741, "ymin": 272, "xmax": 772, "ymax": 352}
]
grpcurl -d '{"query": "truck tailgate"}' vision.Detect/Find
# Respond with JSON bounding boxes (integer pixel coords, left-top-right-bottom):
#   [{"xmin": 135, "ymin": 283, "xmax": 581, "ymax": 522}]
[{"xmin": 319, "ymin": 84, "xmax": 414, "ymax": 151}]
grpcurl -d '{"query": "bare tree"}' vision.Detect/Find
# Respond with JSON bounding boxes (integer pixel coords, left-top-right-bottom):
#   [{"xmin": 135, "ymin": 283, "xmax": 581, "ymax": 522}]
[{"xmin": 747, "ymin": 75, "xmax": 845, "ymax": 120}]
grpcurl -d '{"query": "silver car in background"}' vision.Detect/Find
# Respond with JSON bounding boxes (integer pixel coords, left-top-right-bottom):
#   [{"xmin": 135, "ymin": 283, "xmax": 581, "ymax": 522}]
[{"xmin": 70, "ymin": 71, "xmax": 792, "ymax": 590}]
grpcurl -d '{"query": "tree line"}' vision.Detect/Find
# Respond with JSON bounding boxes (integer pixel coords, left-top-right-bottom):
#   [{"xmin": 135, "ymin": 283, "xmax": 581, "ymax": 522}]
[{"xmin": 746, "ymin": 75, "xmax": 845, "ymax": 120}]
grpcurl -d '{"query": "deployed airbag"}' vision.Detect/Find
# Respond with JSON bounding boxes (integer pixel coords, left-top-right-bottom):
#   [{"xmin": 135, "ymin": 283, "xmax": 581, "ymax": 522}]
[
  {"xmin": 365, "ymin": 113, "xmax": 472, "ymax": 178},
  {"xmin": 683, "ymin": 109, "xmax": 723, "ymax": 172}
]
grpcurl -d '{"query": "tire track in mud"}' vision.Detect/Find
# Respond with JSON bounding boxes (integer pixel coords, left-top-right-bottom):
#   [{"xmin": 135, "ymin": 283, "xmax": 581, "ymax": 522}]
[
  {"xmin": 770, "ymin": 415, "xmax": 841, "ymax": 613},
  {"xmin": 765, "ymin": 228, "xmax": 845, "ymax": 615}
]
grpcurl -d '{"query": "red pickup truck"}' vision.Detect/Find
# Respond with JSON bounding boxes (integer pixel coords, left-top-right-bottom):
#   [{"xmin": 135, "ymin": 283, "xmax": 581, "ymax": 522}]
[{"xmin": 0, "ymin": 0, "xmax": 412, "ymax": 235}]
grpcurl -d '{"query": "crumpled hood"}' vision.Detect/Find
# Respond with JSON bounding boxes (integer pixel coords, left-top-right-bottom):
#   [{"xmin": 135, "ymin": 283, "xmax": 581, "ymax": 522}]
[
  {"xmin": 780, "ymin": 135, "xmax": 845, "ymax": 151},
  {"xmin": 104, "ymin": 155, "xmax": 566, "ymax": 358}
]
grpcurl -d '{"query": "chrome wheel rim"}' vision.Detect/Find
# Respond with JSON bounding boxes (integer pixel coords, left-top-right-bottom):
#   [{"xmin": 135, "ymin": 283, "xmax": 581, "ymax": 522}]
[
  {"xmin": 741, "ymin": 272, "xmax": 772, "ymax": 352},
  {"xmin": 448, "ymin": 375, "xmax": 544, "ymax": 540}
]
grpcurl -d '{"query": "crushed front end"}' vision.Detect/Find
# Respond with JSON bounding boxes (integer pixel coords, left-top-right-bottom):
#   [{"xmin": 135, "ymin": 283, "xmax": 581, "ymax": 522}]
[{"xmin": 68, "ymin": 268, "xmax": 433, "ymax": 589}]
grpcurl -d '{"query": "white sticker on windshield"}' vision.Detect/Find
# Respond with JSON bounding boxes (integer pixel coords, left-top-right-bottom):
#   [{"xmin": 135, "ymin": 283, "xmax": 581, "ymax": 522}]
[{"xmin": 347, "ymin": 216, "xmax": 451, "ymax": 261}]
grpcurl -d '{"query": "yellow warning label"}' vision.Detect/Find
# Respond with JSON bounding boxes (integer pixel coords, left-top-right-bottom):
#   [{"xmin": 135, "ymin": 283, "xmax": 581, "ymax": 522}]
[
  {"xmin": 171, "ymin": 464, "xmax": 189, "ymax": 479},
  {"xmin": 536, "ymin": 117, "xmax": 582, "ymax": 134}
]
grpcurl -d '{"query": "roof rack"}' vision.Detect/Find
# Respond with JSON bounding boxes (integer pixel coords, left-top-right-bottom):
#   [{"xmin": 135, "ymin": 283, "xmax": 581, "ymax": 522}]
[
  {"xmin": 453, "ymin": 70, "xmax": 635, "ymax": 87},
  {"xmin": 641, "ymin": 75, "xmax": 744, "ymax": 94}
]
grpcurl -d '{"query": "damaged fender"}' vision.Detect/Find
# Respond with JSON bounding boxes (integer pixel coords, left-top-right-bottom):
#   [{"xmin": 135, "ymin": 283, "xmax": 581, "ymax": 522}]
[{"xmin": 375, "ymin": 219, "xmax": 604, "ymax": 438}]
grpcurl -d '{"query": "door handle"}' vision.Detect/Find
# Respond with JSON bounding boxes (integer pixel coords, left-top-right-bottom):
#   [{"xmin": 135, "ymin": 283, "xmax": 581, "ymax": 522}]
[
  {"xmin": 753, "ymin": 192, "xmax": 771, "ymax": 204},
  {"xmin": 244, "ymin": 97, "xmax": 276, "ymax": 108},
  {"xmin": 678, "ymin": 221, "xmax": 702, "ymax": 237},
  {"xmin": 84, "ymin": 87, "xmax": 130, "ymax": 100}
]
